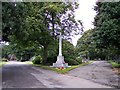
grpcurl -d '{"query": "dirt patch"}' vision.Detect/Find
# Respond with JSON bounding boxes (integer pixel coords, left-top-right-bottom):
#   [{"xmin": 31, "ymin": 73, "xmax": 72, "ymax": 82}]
[{"xmin": 113, "ymin": 68, "xmax": 120, "ymax": 75}]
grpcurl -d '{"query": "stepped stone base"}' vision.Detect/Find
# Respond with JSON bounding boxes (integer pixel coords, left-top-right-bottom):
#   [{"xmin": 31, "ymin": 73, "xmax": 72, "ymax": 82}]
[
  {"xmin": 52, "ymin": 56, "xmax": 68, "ymax": 68},
  {"xmin": 53, "ymin": 63, "xmax": 68, "ymax": 68}
]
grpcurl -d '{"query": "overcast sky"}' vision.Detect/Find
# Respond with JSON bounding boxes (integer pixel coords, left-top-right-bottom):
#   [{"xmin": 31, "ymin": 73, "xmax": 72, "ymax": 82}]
[{"xmin": 72, "ymin": 0, "xmax": 98, "ymax": 46}]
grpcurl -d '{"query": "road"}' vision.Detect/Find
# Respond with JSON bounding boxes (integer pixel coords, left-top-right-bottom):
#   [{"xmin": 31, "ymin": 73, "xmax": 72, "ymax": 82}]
[
  {"xmin": 68, "ymin": 61, "xmax": 119, "ymax": 88},
  {"xmin": 2, "ymin": 61, "xmax": 46, "ymax": 88},
  {"xmin": 2, "ymin": 61, "xmax": 112, "ymax": 89}
]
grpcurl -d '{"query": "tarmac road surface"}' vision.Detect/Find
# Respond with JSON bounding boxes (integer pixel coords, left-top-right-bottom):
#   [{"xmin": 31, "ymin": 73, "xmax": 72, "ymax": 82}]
[
  {"xmin": 2, "ymin": 61, "xmax": 112, "ymax": 89},
  {"xmin": 68, "ymin": 61, "xmax": 119, "ymax": 88}
]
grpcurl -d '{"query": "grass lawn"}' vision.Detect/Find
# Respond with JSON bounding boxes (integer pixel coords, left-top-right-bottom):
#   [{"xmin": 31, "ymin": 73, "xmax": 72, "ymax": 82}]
[
  {"xmin": 0, "ymin": 62, "xmax": 7, "ymax": 67},
  {"xmin": 26, "ymin": 61, "xmax": 93, "ymax": 74},
  {"xmin": 108, "ymin": 61, "xmax": 120, "ymax": 75},
  {"xmin": 109, "ymin": 61, "xmax": 120, "ymax": 68}
]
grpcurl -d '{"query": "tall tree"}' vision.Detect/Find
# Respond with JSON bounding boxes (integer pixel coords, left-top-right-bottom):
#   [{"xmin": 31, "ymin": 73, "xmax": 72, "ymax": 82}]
[
  {"xmin": 2, "ymin": 2, "xmax": 83, "ymax": 63},
  {"xmin": 93, "ymin": 2, "xmax": 120, "ymax": 61},
  {"xmin": 76, "ymin": 29, "xmax": 108, "ymax": 60},
  {"xmin": 93, "ymin": 2, "xmax": 120, "ymax": 49}
]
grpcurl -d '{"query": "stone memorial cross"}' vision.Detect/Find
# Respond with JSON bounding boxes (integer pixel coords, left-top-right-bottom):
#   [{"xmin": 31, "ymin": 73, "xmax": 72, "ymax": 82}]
[{"xmin": 52, "ymin": 32, "xmax": 68, "ymax": 68}]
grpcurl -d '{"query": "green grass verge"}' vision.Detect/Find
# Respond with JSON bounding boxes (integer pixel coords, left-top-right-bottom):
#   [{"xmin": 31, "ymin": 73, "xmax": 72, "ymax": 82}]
[
  {"xmin": 26, "ymin": 61, "xmax": 93, "ymax": 74},
  {"xmin": 25, "ymin": 61, "xmax": 33, "ymax": 64},
  {"xmin": 0, "ymin": 61, "xmax": 7, "ymax": 67},
  {"xmin": 108, "ymin": 60, "xmax": 120, "ymax": 68}
]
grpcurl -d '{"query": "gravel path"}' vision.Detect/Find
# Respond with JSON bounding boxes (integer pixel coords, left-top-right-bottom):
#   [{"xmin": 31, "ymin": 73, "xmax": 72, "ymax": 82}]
[{"xmin": 68, "ymin": 61, "xmax": 120, "ymax": 88}]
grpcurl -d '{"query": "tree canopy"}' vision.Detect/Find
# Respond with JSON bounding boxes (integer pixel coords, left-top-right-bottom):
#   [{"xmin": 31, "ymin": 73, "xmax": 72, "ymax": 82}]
[
  {"xmin": 93, "ymin": 2, "xmax": 120, "ymax": 49},
  {"xmin": 2, "ymin": 2, "xmax": 83, "ymax": 64},
  {"xmin": 92, "ymin": 2, "xmax": 120, "ymax": 61}
]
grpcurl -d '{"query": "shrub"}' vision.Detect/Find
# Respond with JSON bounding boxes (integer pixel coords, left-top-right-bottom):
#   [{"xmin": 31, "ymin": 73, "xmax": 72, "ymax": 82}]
[
  {"xmin": 67, "ymin": 59, "xmax": 79, "ymax": 65},
  {"xmin": 32, "ymin": 55, "xmax": 42, "ymax": 64},
  {"xmin": 109, "ymin": 60, "xmax": 120, "ymax": 68},
  {"xmin": 65, "ymin": 57, "xmax": 80, "ymax": 65},
  {"xmin": 0, "ymin": 58, "xmax": 8, "ymax": 62},
  {"xmin": 47, "ymin": 56, "xmax": 56, "ymax": 65},
  {"xmin": 76, "ymin": 57, "xmax": 82, "ymax": 64}
]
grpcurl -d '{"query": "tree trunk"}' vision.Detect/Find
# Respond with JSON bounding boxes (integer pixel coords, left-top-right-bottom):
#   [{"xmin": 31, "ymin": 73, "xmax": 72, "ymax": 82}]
[
  {"xmin": 52, "ymin": 13, "xmax": 55, "ymax": 38},
  {"xmin": 42, "ymin": 45, "xmax": 48, "ymax": 64}
]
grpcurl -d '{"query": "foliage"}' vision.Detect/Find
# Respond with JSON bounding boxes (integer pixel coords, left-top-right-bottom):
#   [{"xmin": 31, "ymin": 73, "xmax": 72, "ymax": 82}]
[
  {"xmin": 93, "ymin": 2, "xmax": 120, "ymax": 60},
  {"xmin": 2, "ymin": 2, "xmax": 83, "ymax": 64},
  {"xmin": 2, "ymin": 45, "xmax": 12, "ymax": 59},
  {"xmin": 62, "ymin": 40, "xmax": 80, "ymax": 65},
  {"xmin": 109, "ymin": 60, "xmax": 120, "ymax": 68},
  {"xmin": 0, "ymin": 61, "xmax": 7, "ymax": 67},
  {"xmin": 76, "ymin": 56, "xmax": 82, "ymax": 64},
  {"xmin": 76, "ymin": 29, "xmax": 94, "ymax": 58},
  {"xmin": 75, "ymin": 2, "xmax": 120, "ymax": 61},
  {"xmin": 0, "ymin": 58, "xmax": 8, "ymax": 62},
  {"xmin": 32, "ymin": 55, "xmax": 43, "ymax": 64},
  {"xmin": 2, "ymin": 43, "xmax": 38, "ymax": 61},
  {"xmin": 76, "ymin": 29, "xmax": 107, "ymax": 60}
]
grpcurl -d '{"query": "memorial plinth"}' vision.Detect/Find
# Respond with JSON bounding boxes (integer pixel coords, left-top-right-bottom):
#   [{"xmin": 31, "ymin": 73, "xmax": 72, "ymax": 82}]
[{"xmin": 53, "ymin": 56, "xmax": 68, "ymax": 68}]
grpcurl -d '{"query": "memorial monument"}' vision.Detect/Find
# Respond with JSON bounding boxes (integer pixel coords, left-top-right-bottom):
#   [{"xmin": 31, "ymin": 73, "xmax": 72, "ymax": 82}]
[{"xmin": 53, "ymin": 33, "xmax": 68, "ymax": 68}]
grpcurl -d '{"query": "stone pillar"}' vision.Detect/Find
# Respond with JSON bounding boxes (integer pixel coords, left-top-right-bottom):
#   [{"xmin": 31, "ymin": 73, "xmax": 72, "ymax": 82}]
[{"xmin": 59, "ymin": 33, "xmax": 62, "ymax": 56}]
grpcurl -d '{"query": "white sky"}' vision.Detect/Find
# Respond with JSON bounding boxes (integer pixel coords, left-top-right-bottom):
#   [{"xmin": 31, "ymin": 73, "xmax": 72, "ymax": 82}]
[{"xmin": 72, "ymin": 0, "xmax": 98, "ymax": 46}]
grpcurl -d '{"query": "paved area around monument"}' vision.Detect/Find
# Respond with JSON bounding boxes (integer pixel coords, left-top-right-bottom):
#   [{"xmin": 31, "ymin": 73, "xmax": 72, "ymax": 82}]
[
  {"xmin": 68, "ymin": 61, "xmax": 119, "ymax": 88},
  {"xmin": 1, "ymin": 61, "xmax": 112, "ymax": 88}
]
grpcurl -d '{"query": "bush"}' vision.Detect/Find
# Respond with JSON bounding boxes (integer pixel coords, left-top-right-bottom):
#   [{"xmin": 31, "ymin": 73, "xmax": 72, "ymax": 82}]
[
  {"xmin": 65, "ymin": 57, "xmax": 80, "ymax": 65},
  {"xmin": 21, "ymin": 58, "xmax": 29, "ymax": 62},
  {"xmin": 32, "ymin": 55, "xmax": 42, "ymax": 64},
  {"xmin": 76, "ymin": 57, "xmax": 82, "ymax": 64},
  {"xmin": 109, "ymin": 60, "xmax": 120, "ymax": 68},
  {"xmin": 47, "ymin": 56, "xmax": 56, "ymax": 65},
  {"xmin": 67, "ymin": 59, "xmax": 79, "ymax": 65},
  {"xmin": 0, "ymin": 58, "xmax": 8, "ymax": 62}
]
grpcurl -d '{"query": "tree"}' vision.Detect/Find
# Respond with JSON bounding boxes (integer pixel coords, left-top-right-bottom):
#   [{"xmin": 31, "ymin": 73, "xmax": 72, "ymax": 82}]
[
  {"xmin": 2, "ymin": 43, "xmax": 38, "ymax": 61},
  {"xmin": 76, "ymin": 29, "xmax": 108, "ymax": 60},
  {"xmin": 93, "ymin": 2, "xmax": 120, "ymax": 61},
  {"xmin": 2, "ymin": 2, "xmax": 82, "ymax": 63},
  {"xmin": 2, "ymin": 2, "xmax": 83, "ymax": 64},
  {"xmin": 63, "ymin": 40, "xmax": 81, "ymax": 65},
  {"xmin": 76, "ymin": 29, "xmax": 94, "ymax": 59},
  {"xmin": 2, "ymin": 2, "xmax": 26, "ymax": 42}
]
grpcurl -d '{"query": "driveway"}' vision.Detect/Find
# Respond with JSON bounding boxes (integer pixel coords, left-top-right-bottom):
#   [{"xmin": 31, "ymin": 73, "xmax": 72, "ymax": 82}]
[
  {"xmin": 68, "ymin": 61, "xmax": 119, "ymax": 88},
  {"xmin": 2, "ymin": 61, "xmax": 112, "ymax": 89}
]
